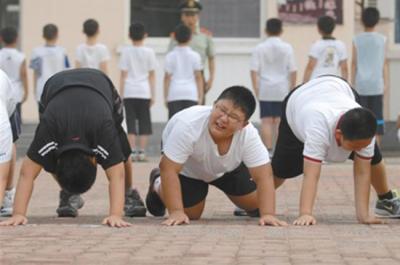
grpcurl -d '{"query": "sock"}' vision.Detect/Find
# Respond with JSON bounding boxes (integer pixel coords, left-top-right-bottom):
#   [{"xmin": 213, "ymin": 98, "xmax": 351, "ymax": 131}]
[
  {"xmin": 153, "ymin": 177, "xmax": 161, "ymax": 194},
  {"xmin": 378, "ymin": 190, "xmax": 394, "ymax": 200}
]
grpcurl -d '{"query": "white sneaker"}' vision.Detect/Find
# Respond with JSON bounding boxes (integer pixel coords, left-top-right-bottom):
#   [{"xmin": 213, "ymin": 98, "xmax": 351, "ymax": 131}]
[
  {"xmin": 0, "ymin": 187, "xmax": 15, "ymax": 217},
  {"xmin": 137, "ymin": 150, "xmax": 147, "ymax": 162}
]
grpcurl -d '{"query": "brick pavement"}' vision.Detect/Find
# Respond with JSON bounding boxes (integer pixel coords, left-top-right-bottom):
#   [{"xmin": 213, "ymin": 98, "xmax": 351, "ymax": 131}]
[{"xmin": 1, "ymin": 157, "xmax": 400, "ymax": 265}]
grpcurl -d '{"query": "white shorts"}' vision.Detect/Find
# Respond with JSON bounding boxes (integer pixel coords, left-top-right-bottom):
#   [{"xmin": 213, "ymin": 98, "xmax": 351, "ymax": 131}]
[{"xmin": 0, "ymin": 120, "xmax": 12, "ymax": 163}]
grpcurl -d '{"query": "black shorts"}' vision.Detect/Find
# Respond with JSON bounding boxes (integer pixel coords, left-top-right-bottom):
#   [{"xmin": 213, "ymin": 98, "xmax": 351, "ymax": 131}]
[
  {"xmin": 117, "ymin": 124, "xmax": 132, "ymax": 161},
  {"xmin": 154, "ymin": 163, "xmax": 257, "ymax": 208},
  {"xmin": 167, "ymin": 100, "xmax": 197, "ymax": 119},
  {"xmin": 260, "ymin": 101, "xmax": 283, "ymax": 118},
  {"xmin": 358, "ymin": 95, "xmax": 384, "ymax": 135},
  {"xmin": 272, "ymin": 89, "xmax": 383, "ymax": 179},
  {"xmin": 9, "ymin": 106, "xmax": 21, "ymax": 143},
  {"xmin": 124, "ymin": 98, "xmax": 152, "ymax": 135}
]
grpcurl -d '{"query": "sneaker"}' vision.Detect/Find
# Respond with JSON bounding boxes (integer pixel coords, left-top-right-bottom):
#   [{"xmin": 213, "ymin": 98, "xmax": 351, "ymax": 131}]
[
  {"xmin": 124, "ymin": 188, "xmax": 147, "ymax": 217},
  {"xmin": 233, "ymin": 206, "xmax": 260, "ymax": 217},
  {"xmin": 0, "ymin": 188, "xmax": 16, "ymax": 217},
  {"xmin": 145, "ymin": 168, "xmax": 165, "ymax": 217},
  {"xmin": 131, "ymin": 150, "xmax": 138, "ymax": 162},
  {"xmin": 137, "ymin": 150, "xmax": 147, "ymax": 162},
  {"xmin": 56, "ymin": 190, "xmax": 85, "ymax": 218},
  {"xmin": 375, "ymin": 190, "xmax": 400, "ymax": 218}
]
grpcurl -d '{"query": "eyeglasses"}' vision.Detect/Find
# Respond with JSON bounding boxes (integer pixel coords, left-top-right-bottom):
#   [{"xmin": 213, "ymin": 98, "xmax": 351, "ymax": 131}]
[{"xmin": 213, "ymin": 104, "xmax": 244, "ymax": 124}]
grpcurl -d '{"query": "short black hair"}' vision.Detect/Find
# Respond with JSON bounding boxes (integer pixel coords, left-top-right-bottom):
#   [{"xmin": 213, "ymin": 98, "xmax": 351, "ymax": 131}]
[
  {"xmin": 83, "ymin": 19, "xmax": 99, "ymax": 37},
  {"xmin": 174, "ymin": 24, "xmax": 191, "ymax": 44},
  {"xmin": 43, "ymin": 24, "xmax": 58, "ymax": 40},
  {"xmin": 1, "ymin": 27, "xmax": 17, "ymax": 45},
  {"xmin": 56, "ymin": 150, "xmax": 97, "ymax": 194},
  {"xmin": 339, "ymin": 108, "xmax": 377, "ymax": 140},
  {"xmin": 215, "ymin": 86, "xmax": 256, "ymax": 120},
  {"xmin": 317, "ymin": 15, "xmax": 335, "ymax": 35},
  {"xmin": 129, "ymin": 22, "xmax": 145, "ymax": 41},
  {"xmin": 266, "ymin": 18, "xmax": 282, "ymax": 35},
  {"xmin": 362, "ymin": 7, "xmax": 380, "ymax": 28}
]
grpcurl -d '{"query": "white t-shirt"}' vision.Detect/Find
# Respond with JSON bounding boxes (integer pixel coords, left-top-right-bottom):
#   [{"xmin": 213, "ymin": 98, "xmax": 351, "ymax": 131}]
[
  {"xmin": 286, "ymin": 76, "xmax": 375, "ymax": 162},
  {"xmin": 309, "ymin": 39, "xmax": 347, "ymax": 79},
  {"xmin": 76, "ymin": 43, "xmax": 110, "ymax": 69},
  {"xmin": 30, "ymin": 45, "xmax": 69, "ymax": 101},
  {"xmin": 0, "ymin": 70, "xmax": 15, "ymax": 163},
  {"xmin": 164, "ymin": 46, "xmax": 202, "ymax": 102},
  {"xmin": 162, "ymin": 106, "xmax": 269, "ymax": 182},
  {"xmin": 250, "ymin": 37, "xmax": 297, "ymax": 101},
  {"xmin": 119, "ymin": 45, "xmax": 157, "ymax": 99},
  {"xmin": 0, "ymin": 48, "xmax": 25, "ymax": 103}
]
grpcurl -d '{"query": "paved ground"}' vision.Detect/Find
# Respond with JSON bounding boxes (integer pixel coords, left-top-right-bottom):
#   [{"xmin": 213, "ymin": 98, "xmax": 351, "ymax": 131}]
[{"xmin": 1, "ymin": 157, "xmax": 400, "ymax": 265}]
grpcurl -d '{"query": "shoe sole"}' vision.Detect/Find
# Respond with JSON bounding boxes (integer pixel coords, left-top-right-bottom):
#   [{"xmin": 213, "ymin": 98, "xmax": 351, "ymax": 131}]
[
  {"xmin": 57, "ymin": 207, "xmax": 78, "ymax": 218},
  {"xmin": 374, "ymin": 209, "xmax": 400, "ymax": 218},
  {"xmin": 125, "ymin": 206, "xmax": 147, "ymax": 217},
  {"xmin": 145, "ymin": 168, "xmax": 165, "ymax": 217}
]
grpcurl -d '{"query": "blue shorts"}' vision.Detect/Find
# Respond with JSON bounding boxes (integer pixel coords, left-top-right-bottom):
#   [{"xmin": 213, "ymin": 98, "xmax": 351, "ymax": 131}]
[
  {"xmin": 358, "ymin": 95, "xmax": 384, "ymax": 135},
  {"xmin": 260, "ymin": 101, "xmax": 283, "ymax": 118}
]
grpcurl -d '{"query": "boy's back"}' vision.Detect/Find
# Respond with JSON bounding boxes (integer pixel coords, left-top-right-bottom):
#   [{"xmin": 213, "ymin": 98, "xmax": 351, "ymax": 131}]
[
  {"xmin": 353, "ymin": 32, "xmax": 386, "ymax": 95},
  {"xmin": 0, "ymin": 48, "xmax": 25, "ymax": 103},
  {"xmin": 119, "ymin": 45, "xmax": 156, "ymax": 98},
  {"xmin": 308, "ymin": 38, "xmax": 347, "ymax": 79},
  {"xmin": 76, "ymin": 43, "xmax": 110, "ymax": 69},
  {"xmin": 30, "ymin": 45, "xmax": 69, "ymax": 101}
]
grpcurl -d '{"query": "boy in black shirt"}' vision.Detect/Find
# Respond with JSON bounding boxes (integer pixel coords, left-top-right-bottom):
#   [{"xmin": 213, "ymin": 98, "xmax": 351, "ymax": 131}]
[{"xmin": 0, "ymin": 69, "xmax": 145, "ymax": 227}]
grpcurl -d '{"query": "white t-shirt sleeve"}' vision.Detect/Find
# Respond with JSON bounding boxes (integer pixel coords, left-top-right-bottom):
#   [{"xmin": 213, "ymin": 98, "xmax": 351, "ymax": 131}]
[
  {"xmin": 193, "ymin": 53, "xmax": 202, "ymax": 71},
  {"xmin": 288, "ymin": 46, "xmax": 297, "ymax": 72},
  {"xmin": 148, "ymin": 49, "xmax": 158, "ymax": 71},
  {"xmin": 75, "ymin": 46, "xmax": 83, "ymax": 63},
  {"xmin": 100, "ymin": 45, "xmax": 111, "ymax": 62},
  {"xmin": 242, "ymin": 126, "xmax": 270, "ymax": 168},
  {"xmin": 338, "ymin": 41, "xmax": 348, "ymax": 61},
  {"xmin": 308, "ymin": 42, "xmax": 319, "ymax": 59},
  {"xmin": 118, "ymin": 49, "xmax": 129, "ymax": 71},
  {"xmin": 249, "ymin": 48, "xmax": 260, "ymax": 71},
  {"xmin": 302, "ymin": 118, "xmax": 330, "ymax": 162},
  {"xmin": 164, "ymin": 53, "xmax": 173, "ymax": 74},
  {"xmin": 0, "ymin": 119, "xmax": 12, "ymax": 163},
  {"xmin": 162, "ymin": 121, "xmax": 195, "ymax": 164}
]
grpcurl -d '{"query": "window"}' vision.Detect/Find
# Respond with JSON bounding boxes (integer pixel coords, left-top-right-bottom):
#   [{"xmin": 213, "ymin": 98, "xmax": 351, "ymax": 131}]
[
  {"xmin": 396, "ymin": 0, "xmax": 400, "ymax": 43},
  {"xmin": 0, "ymin": 0, "xmax": 20, "ymax": 48},
  {"xmin": 130, "ymin": 0, "xmax": 261, "ymax": 38}
]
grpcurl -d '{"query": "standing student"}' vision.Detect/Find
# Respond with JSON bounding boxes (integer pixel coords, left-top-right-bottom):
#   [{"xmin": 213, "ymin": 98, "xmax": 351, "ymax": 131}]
[
  {"xmin": 303, "ymin": 15, "xmax": 348, "ymax": 82},
  {"xmin": 119, "ymin": 23, "xmax": 157, "ymax": 162},
  {"xmin": 351, "ymin": 7, "xmax": 388, "ymax": 145},
  {"xmin": 164, "ymin": 24, "xmax": 203, "ymax": 119},
  {"xmin": 168, "ymin": 0, "xmax": 215, "ymax": 104},
  {"xmin": 250, "ymin": 18, "xmax": 297, "ymax": 155},
  {"xmin": 76, "ymin": 19, "xmax": 110, "ymax": 74},
  {"xmin": 271, "ymin": 76, "xmax": 400, "ymax": 226},
  {"xmin": 30, "ymin": 24, "xmax": 69, "ymax": 107},
  {"xmin": 0, "ymin": 28, "xmax": 27, "ymax": 216}
]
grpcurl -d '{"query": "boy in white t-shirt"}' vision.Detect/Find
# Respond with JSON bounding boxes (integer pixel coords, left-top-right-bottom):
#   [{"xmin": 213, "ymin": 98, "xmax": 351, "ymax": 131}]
[
  {"xmin": 0, "ymin": 70, "xmax": 17, "ymax": 216},
  {"xmin": 271, "ymin": 75, "xmax": 400, "ymax": 225},
  {"xmin": 30, "ymin": 24, "xmax": 70, "ymax": 106},
  {"xmin": 250, "ymin": 18, "xmax": 297, "ymax": 155},
  {"xmin": 76, "ymin": 19, "xmax": 110, "ymax": 74},
  {"xmin": 145, "ymin": 86, "xmax": 287, "ymax": 227},
  {"xmin": 303, "ymin": 16, "xmax": 348, "ymax": 82},
  {"xmin": 0, "ymin": 28, "xmax": 27, "ymax": 216},
  {"xmin": 119, "ymin": 23, "xmax": 157, "ymax": 162},
  {"xmin": 164, "ymin": 24, "xmax": 203, "ymax": 119}
]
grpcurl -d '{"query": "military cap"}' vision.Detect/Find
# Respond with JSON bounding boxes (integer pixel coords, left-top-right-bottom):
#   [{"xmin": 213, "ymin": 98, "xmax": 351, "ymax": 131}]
[{"xmin": 179, "ymin": 0, "xmax": 202, "ymax": 14}]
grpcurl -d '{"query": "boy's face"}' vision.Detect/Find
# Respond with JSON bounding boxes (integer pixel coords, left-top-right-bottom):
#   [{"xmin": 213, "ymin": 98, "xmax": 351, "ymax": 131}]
[
  {"xmin": 181, "ymin": 12, "xmax": 199, "ymax": 28},
  {"xmin": 335, "ymin": 130, "xmax": 373, "ymax": 151},
  {"xmin": 208, "ymin": 99, "xmax": 248, "ymax": 140}
]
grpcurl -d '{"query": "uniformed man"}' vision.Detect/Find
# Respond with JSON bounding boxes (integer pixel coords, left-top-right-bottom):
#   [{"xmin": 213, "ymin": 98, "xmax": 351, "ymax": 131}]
[{"xmin": 168, "ymin": 0, "xmax": 215, "ymax": 105}]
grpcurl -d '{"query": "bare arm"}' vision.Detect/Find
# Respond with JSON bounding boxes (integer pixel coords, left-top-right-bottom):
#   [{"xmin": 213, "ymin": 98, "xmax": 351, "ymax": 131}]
[
  {"xmin": 195, "ymin": 70, "xmax": 204, "ymax": 104},
  {"xmin": 249, "ymin": 164, "xmax": 287, "ymax": 226},
  {"xmin": 20, "ymin": 60, "xmax": 29, "ymax": 103},
  {"xmin": 293, "ymin": 159, "xmax": 321, "ymax": 225},
  {"xmin": 159, "ymin": 155, "xmax": 189, "ymax": 225},
  {"xmin": 351, "ymin": 44, "xmax": 357, "ymax": 86},
  {"xmin": 290, "ymin": 71, "xmax": 297, "ymax": 90},
  {"xmin": 163, "ymin": 73, "xmax": 171, "ymax": 107},
  {"xmin": 353, "ymin": 156, "xmax": 384, "ymax": 224},
  {"xmin": 149, "ymin": 70, "xmax": 156, "ymax": 106},
  {"xmin": 119, "ymin": 70, "xmax": 128, "ymax": 96},
  {"xmin": 205, "ymin": 57, "xmax": 215, "ymax": 93},
  {"xmin": 340, "ymin": 59, "xmax": 349, "ymax": 81},
  {"xmin": 250, "ymin": 70, "xmax": 259, "ymax": 99},
  {"xmin": 0, "ymin": 157, "xmax": 42, "ymax": 226},
  {"xmin": 103, "ymin": 162, "xmax": 131, "ymax": 227},
  {"xmin": 0, "ymin": 161, "xmax": 11, "ymax": 208},
  {"xmin": 303, "ymin": 57, "xmax": 317, "ymax": 83},
  {"xmin": 99, "ymin": 61, "xmax": 108, "ymax": 75}
]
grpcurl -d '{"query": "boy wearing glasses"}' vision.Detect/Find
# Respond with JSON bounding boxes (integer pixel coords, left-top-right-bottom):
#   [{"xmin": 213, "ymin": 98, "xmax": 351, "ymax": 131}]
[{"xmin": 145, "ymin": 86, "xmax": 287, "ymax": 226}]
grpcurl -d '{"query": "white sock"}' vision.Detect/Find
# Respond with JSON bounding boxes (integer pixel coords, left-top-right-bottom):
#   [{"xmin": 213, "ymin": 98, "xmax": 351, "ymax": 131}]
[{"xmin": 153, "ymin": 177, "xmax": 161, "ymax": 194}]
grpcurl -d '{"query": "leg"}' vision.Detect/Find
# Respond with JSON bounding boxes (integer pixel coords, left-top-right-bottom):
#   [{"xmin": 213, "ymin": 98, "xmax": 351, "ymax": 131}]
[
  {"xmin": 5, "ymin": 144, "xmax": 16, "ymax": 190},
  {"xmin": 272, "ymin": 117, "xmax": 281, "ymax": 150},
  {"xmin": 127, "ymin": 133, "xmax": 137, "ymax": 152},
  {"xmin": 274, "ymin": 176, "xmax": 286, "ymax": 189},
  {"xmin": 261, "ymin": 117, "xmax": 274, "ymax": 150}
]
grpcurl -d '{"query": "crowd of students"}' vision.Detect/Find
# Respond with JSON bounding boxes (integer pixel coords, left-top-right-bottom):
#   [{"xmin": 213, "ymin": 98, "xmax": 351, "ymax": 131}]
[{"xmin": 0, "ymin": 3, "xmax": 399, "ymax": 227}]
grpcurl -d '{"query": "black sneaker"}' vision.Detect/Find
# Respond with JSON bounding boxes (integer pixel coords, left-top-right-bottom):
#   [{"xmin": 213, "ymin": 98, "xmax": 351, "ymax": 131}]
[
  {"xmin": 375, "ymin": 190, "xmax": 400, "ymax": 218},
  {"xmin": 56, "ymin": 190, "xmax": 84, "ymax": 217},
  {"xmin": 145, "ymin": 168, "xmax": 165, "ymax": 217},
  {"xmin": 233, "ymin": 206, "xmax": 260, "ymax": 217},
  {"xmin": 124, "ymin": 188, "xmax": 147, "ymax": 217}
]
